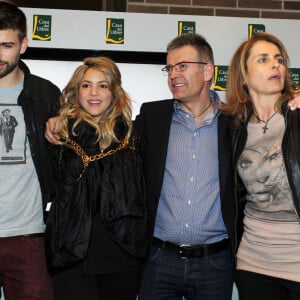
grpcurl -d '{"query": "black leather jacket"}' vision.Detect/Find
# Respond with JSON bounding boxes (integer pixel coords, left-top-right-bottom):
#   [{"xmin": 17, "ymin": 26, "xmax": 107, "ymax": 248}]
[
  {"xmin": 230, "ymin": 103, "xmax": 300, "ymax": 242},
  {"xmin": 18, "ymin": 60, "xmax": 61, "ymax": 218}
]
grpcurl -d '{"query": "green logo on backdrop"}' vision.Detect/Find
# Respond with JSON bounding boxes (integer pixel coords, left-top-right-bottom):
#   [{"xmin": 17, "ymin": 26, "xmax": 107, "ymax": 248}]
[
  {"xmin": 289, "ymin": 68, "xmax": 300, "ymax": 84},
  {"xmin": 213, "ymin": 65, "xmax": 228, "ymax": 91},
  {"xmin": 248, "ymin": 24, "xmax": 265, "ymax": 39},
  {"xmin": 32, "ymin": 15, "xmax": 51, "ymax": 41},
  {"xmin": 289, "ymin": 68, "xmax": 300, "ymax": 91},
  {"xmin": 178, "ymin": 21, "xmax": 195, "ymax": 36},
  {"xmin": 105, "ymin": 18, "xmax": 124, "ymax": 44}
]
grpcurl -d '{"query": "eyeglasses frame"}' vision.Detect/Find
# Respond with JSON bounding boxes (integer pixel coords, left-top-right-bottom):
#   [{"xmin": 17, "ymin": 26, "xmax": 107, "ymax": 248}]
[{"xmin": 161, "ymin": 61, "xmax": 208, "ymax": 76}]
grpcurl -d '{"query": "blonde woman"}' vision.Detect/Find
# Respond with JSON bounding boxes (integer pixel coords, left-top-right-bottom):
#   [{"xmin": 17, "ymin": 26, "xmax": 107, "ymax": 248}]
[{"xmin": 45, "ymin": 57, "xmax": 149, "ymax": 300}]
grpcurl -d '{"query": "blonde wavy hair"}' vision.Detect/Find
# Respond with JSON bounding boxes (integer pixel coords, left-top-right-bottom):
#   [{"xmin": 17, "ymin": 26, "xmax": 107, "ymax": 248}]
[
  {"xmin": 55, "ymin": 56, "xmax": 132, "ymax": 150},
  {"xmin": 222, "ymin": 32, "xmax": 297, "ymax": 127}
]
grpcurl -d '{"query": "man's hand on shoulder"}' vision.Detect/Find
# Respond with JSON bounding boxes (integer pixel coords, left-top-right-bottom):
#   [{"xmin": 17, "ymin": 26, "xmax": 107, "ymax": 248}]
[
  {"xmin": 288, "ymin": 91, "xmax": 300, "ymax": 110},
  {"xmin": 45, "ymin": 116, "xmax": 61, "ymax": 144}
]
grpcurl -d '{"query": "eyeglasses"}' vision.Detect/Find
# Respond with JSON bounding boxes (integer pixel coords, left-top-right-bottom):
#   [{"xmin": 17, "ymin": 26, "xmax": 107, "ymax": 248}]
[{"xmin": 161, "ymin": 61, "xmax": 208, "ymax": 76}]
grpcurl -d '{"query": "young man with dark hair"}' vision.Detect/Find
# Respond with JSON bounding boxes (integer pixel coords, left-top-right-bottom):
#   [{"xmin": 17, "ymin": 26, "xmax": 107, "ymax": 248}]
[{"xmin": 0, "ymin": 2, "xmax": 60, "ymax": 299}]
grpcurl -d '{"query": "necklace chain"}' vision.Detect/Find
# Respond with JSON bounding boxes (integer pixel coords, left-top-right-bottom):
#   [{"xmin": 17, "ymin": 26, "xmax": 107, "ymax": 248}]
[
  {"xmin": 252, "ymin": 110, "xmax": 277, "ymax": 134},
  {"xmin": 181, "ymin": 101, "xmax": 211, "ymax": 118}
]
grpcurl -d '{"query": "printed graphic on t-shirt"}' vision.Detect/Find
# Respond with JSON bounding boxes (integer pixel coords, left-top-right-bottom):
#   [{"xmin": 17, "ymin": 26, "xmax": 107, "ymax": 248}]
[
  {"xmin": 237, "ymin": 114, "xmax": 296, "ymax": 222},
  {"xmin": 0, "ymin": 104, "xmax": 25, "ymax": 163}
]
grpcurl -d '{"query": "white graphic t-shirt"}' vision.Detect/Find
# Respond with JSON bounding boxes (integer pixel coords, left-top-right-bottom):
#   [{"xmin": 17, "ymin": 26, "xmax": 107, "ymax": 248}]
[
  {"xmin": 0, "ymin": 81, "xmax": 44, "ymax": 237},
  {"xmin": 238, "ymin": 113, "xmax": 296, "ymax": 222}
]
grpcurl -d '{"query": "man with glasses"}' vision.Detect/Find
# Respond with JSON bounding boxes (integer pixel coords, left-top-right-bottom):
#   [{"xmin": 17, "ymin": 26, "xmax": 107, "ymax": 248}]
[{"xmin": 135, "ymin": 33, "xmax": 236, "ymax": 299}]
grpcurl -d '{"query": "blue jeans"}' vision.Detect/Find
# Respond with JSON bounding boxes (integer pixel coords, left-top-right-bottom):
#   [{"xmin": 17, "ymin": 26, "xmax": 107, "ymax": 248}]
[{"xmin": 139, "ymin": 243, "xmax": 234, "ymax": 300}]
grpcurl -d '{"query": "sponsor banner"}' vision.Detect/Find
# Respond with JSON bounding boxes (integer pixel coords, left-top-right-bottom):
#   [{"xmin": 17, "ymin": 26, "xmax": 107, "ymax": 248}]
[
  {"xmin": 248, "ymin": 24, "xmax": 265, "ymax": 39},
  {"xmin": 105, "ymin": 18, "xmax": 125, "ymax": 44},
  {"xmin": 178, "ymin": 21, "xmax": 196, "ymax": 36},
  {"xmin": 213, "ymin": 65, "xmax": 228, "ymax": 91},
  {"xmin": 32, "ymin": 15, "xmax": 51, "ymax": 41}
]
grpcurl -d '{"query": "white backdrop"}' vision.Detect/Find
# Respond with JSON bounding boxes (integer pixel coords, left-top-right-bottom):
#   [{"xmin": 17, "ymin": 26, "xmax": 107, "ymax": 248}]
[{"xmin": 20, "ymin": 8, "xmax": 300, "ymax": 114}]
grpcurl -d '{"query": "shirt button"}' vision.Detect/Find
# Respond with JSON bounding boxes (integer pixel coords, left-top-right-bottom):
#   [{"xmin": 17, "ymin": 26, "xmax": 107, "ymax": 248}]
[
  {"xmin": 190, "ymin": 177, "xmax": 194, "ymax": 182},
  {"xmin": 185, "ymin": 223, "xmax": 189, "ymax": 228},
  {"xmin": 192, "ymin": 154, "xmax": 196, "ymax": 159}
]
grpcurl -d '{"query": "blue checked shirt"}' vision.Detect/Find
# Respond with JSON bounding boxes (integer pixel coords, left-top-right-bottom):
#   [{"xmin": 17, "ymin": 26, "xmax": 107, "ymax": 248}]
[{"xmin": 153, "ymin": 91, "xmax": 228, "ymax": 245}]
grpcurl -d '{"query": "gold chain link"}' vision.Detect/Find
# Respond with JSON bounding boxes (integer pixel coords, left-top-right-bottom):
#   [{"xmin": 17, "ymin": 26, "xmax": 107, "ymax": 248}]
[{"xmin": 63, "ymin": 138, "xmax": 129, "ymax": 180}]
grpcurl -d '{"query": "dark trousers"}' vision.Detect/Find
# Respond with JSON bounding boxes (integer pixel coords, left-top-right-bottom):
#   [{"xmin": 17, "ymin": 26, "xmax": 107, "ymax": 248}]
[
  {"xmin": 53, "ymin": 262, "xmax": 141, "ymax": 300},
  {"xmin": 237, "ymin": 270, "xmax": 300, "ymax": 300},
  {"xmin": 139, "ymin": 244, "xmax": 234, "ymax": 300},
  {"xmin": 3, "ymin": 129, "xmax": 14, "ymax": 152},
  {"xmin": 0, "ymin": 235, "xmax": 54, "ymax": 300}
]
